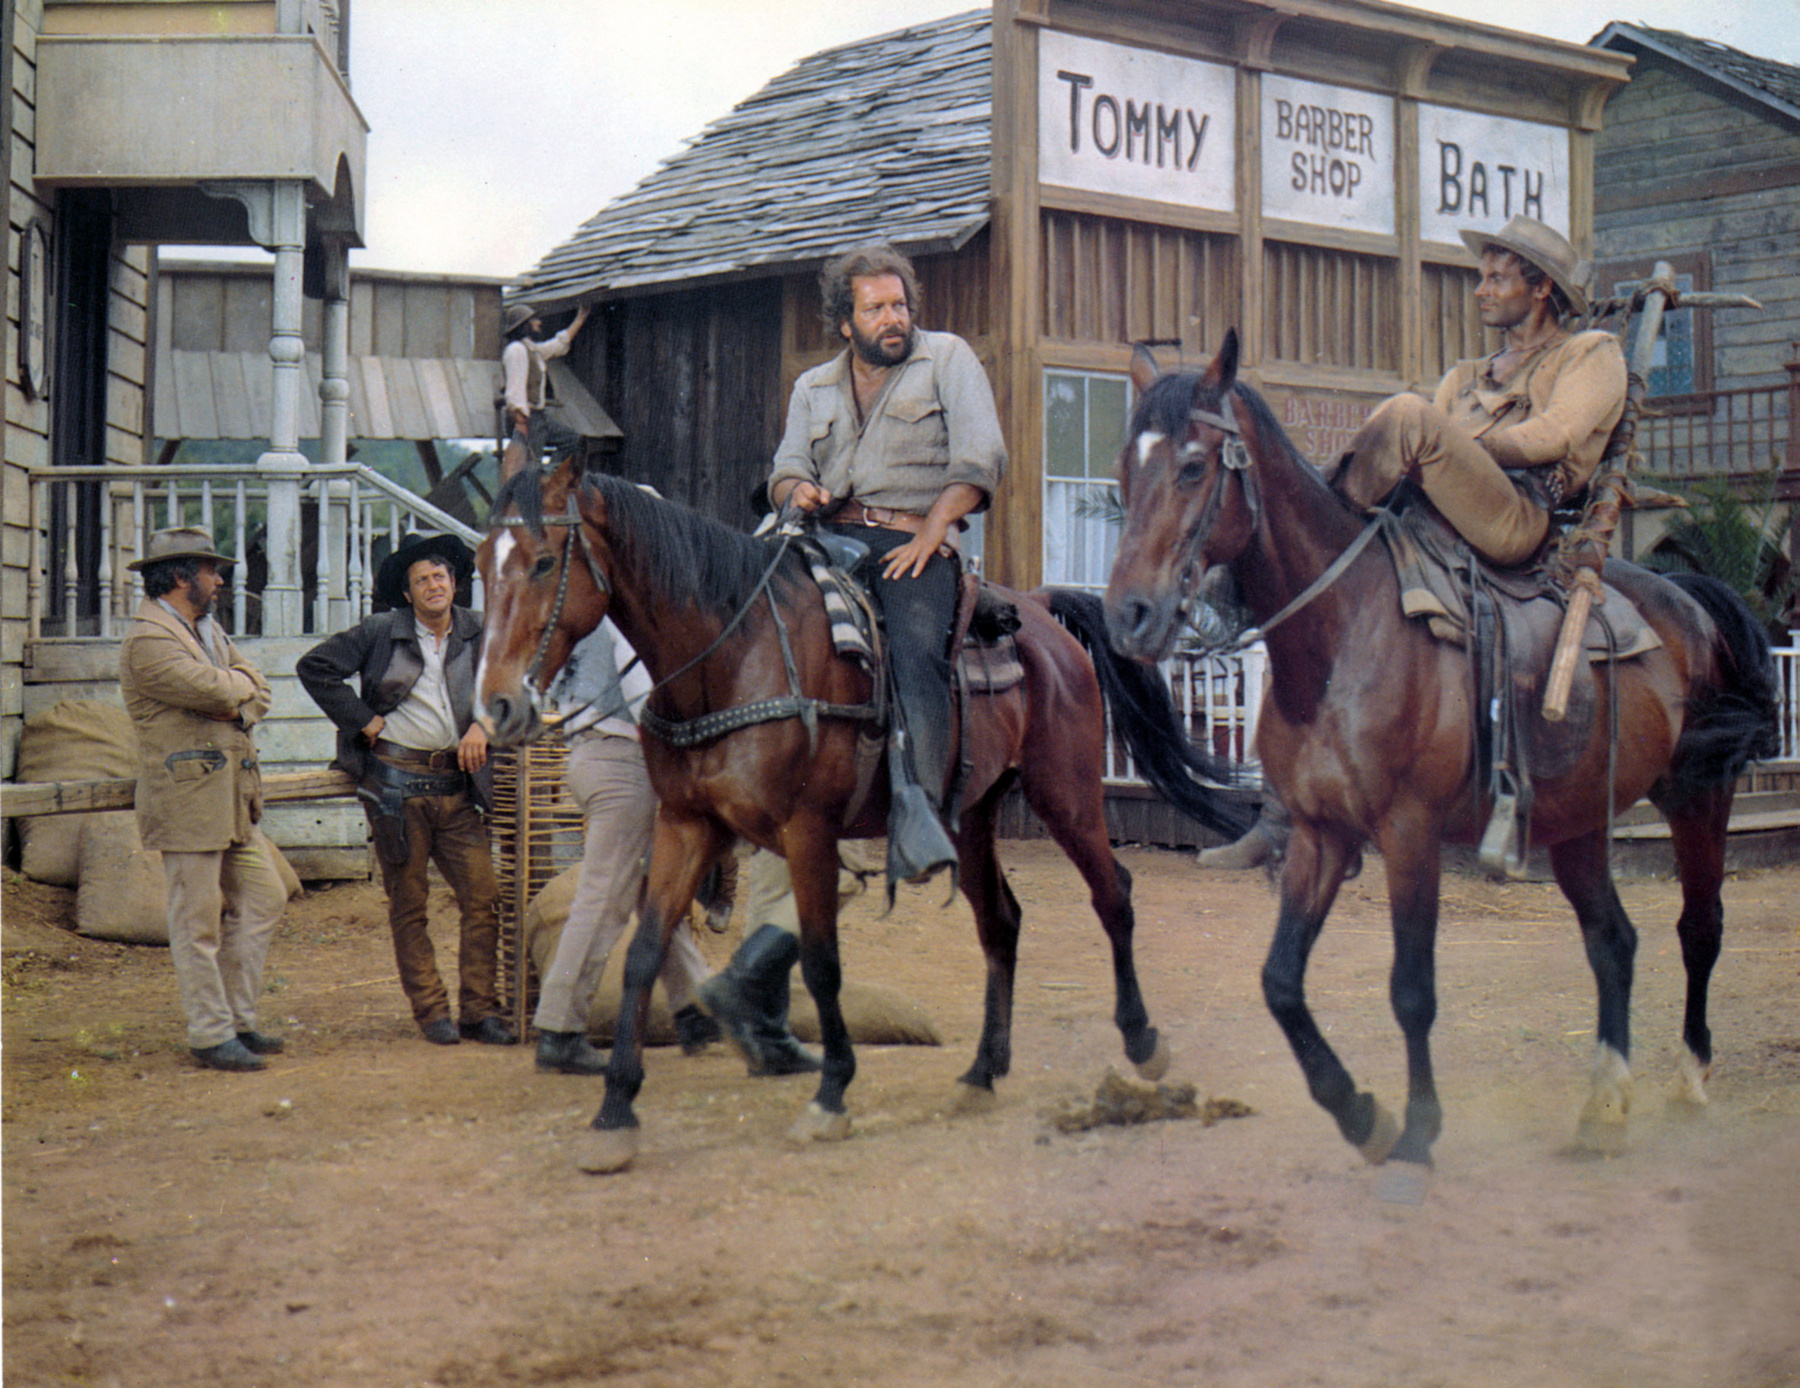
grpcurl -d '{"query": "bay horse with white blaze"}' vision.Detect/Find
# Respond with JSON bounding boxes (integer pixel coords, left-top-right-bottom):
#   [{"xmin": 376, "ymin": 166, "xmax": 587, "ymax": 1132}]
[
  {"xmin": 1105, "ymin": 331, "xmax": 1779, "ymax": 1196},
  {"xmin": 476, "ymin": 459, "xmax": 1248, "ymax": 1174}
]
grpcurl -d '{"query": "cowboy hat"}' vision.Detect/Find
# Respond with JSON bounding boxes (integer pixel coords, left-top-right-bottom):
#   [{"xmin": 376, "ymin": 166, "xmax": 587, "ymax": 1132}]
[
  {"xmin": 1459, "ymin": 215, "xmax": 1591, "ymax": 318},
  {"xmin": 503, "ymin": 302, "xmax": 537, "ymax": 336},
  {"xmin": 375, "ymin": 532, "xmax": 474, "ymax": 609},
  {"xmin": 127, "ymin": 526, "xmax": 234, "ymax": 571}
]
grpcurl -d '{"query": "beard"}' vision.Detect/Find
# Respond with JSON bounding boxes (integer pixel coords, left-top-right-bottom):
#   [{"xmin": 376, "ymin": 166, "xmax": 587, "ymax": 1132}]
[
  {"xmin": 186, "ymin": 580, "xmax": 216, "ymax": 619},
  {"xmin": 848, "ymin": 319, "xmax": 913, "ymax": 369}
]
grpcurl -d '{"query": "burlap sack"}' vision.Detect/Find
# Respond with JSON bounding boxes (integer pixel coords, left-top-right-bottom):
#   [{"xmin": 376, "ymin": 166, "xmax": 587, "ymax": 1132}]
[
  {"xmin": 71, "ymin": 819, "xmax": 300, "ymax": 945},
  {"xmin": 16, "ymin": 700, "xmax": 138, "ymax": 887},
  {"xmin": 522, "ymin": 864, "xmax": 939, "ymax": 1047}
]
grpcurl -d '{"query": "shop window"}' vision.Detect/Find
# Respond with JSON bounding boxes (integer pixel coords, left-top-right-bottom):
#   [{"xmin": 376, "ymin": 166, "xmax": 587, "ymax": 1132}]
[{"xmin": 1043, "ymin": 369, "xmax": 1130, "ymax": 591}]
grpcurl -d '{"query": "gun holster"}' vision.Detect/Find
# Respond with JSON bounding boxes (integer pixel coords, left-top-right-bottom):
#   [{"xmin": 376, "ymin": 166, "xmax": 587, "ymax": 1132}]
[{"xmin": 358, "ymin": 762, "xmax": 413, "ymax": 866}]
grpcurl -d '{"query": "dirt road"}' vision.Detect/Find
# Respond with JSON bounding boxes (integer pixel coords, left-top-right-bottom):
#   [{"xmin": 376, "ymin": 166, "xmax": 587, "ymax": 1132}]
[{"xmin": 5, "ymin": 842, "xmax": 1798, "ymax": 1387}]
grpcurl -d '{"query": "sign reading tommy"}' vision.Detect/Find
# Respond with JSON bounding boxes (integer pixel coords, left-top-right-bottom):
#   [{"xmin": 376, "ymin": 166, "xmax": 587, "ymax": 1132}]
[
  {"xmin": 1417, "ymin": 105, "xmax": 1569, "ymax": 245},
  {"xmin": 1038, "ymin": 30, "xmax": 1236, "ymax": 213},
  {"xmin": 1260, "ymin": 75, "xmax": 1395, "ymax": 235}
]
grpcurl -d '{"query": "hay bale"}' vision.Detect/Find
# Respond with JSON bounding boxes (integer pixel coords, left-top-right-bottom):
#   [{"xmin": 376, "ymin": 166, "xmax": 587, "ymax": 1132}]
[
  {"xmin": 523, "ymin": 865, "xmax": 939, "ymax": 1047},
  {"xmin": 16, "ymin": 700, "xmax": 138, "ymax": 887}
]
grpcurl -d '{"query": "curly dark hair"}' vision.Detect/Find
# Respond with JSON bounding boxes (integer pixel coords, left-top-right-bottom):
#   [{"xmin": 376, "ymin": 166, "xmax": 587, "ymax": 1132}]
[
  {"xmin": 819, "ymin": 245, "xmax": 921, "ymax": 332},
  {"xmin": 141, "ymin": 555, "xmax": 205, "ymax": 600}
]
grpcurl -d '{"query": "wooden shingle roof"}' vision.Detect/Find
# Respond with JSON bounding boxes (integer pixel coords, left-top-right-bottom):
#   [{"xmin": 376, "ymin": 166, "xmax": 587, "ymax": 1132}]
[
  {"xmin": 1593, "ymin": 23, "xmax": 1800, "ymax": 125},
  {"xmin": 515, "ymin": 9, "xmax": 991, "ymax": 308}
]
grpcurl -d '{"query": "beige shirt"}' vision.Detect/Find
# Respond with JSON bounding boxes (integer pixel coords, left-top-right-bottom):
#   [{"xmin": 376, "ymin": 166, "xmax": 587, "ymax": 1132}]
[
  {"xmin": 1434, "ymin": 328, "xmax": 1628, "ymax": 500},
  {"xmin": 769, "ymin": 329, "xmax": 1007, "ymax": 519},
  {"xmin": 501, "ymin": 321, "xmax": 581, "ymax": 416}
]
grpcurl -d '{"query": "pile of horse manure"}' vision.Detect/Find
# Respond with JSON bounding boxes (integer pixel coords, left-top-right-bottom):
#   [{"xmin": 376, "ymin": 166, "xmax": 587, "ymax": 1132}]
[{"xmin": 1047, "ymin": 1067, "xmax": 1256, "ymax": 1133}]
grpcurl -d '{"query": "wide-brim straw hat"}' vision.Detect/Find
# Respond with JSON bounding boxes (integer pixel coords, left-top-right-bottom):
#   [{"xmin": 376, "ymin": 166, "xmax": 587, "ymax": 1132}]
[
  {"xmin": 126, "ymin": 526, "xmax": 234, "ymax": 571},
  {"xmin": 375, "ymin": 532, "xmax": 474, "ymax": 608},
  {"xmin": 503, "ymin": 302, "xmax": 537, "ymax": 336},
  {"xmin": 1460, "ymin": 214, "xmax": 1591, "ymax": 318}
]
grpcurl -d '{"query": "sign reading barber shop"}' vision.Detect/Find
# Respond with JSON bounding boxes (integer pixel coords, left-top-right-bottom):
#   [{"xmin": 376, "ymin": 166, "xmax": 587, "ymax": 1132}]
[
  {"xmin": 1038, "ymin": 30, "xmax": 1236, "ymax": 213},
  {"xmin": 1260, "ymin": 75, "xmax": 1395, "ymax": 235},
  {"xmin": 1417, "ymin": 105, "xmax": 1569, "ymax": 245}
]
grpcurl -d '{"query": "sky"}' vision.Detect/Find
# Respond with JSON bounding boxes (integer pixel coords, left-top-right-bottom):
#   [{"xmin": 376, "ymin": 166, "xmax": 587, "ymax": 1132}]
[{"xmin": 344, "ymin": 0, "xmax": 1800, "ymax": 282}]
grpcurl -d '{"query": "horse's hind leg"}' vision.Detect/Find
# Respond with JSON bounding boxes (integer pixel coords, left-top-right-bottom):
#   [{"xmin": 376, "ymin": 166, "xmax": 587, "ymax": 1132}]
[
  {"xmin": 1021, "ymin": 771, "xmax": 1164, "ymax": 1079},
  {"xmin": 1548, "ymin": 827, "xmax": 1640, "ymax": 1153},
  {"xmin": 953, "ymin": 797, "xmax": 1021, "ymax": 1099},
  {"xmin": 1651, "ymin": 781, "xmax": 1733, "ymax": 1105}
]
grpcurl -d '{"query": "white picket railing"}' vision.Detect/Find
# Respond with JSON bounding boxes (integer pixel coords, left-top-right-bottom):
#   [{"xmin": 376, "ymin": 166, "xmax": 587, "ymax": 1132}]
[
  {"xmin": 1102, "ymin": 640, "xmax": 1800, "ymax": 793},
  {"xmin": 27, "ymin": 463, "xmax": 482, "ymax": 641}
]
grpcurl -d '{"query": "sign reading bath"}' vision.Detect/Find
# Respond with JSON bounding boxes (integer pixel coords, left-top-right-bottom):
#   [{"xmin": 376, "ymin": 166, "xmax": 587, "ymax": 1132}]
[
  {"xmin": 1038, "ymin": 29, "xmax": 1236, "ymax": 213},
  {"xmin": 1260, "ymin": 75, "xmax": 1396, "ymax": 235},
  {"xmin": 1418, "ymin": 105, "xmax": 1569, "ymax": 245}
]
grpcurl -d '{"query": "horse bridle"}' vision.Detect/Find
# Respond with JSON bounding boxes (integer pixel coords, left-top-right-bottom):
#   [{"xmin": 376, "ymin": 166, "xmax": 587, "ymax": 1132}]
[
  {"xmin": 1170, "ymin": 394, "xmax": 1383, "ymax": 651},
  {"xmin": 518, "ymin": 498, "xmax": 612, "ymax": 695}
]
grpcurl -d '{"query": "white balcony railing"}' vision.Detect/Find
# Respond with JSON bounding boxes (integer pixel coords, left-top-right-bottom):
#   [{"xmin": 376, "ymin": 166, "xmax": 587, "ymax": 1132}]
[{"xmin": 27, "ymin": 463, "xmax": 481, "ymax": 642}]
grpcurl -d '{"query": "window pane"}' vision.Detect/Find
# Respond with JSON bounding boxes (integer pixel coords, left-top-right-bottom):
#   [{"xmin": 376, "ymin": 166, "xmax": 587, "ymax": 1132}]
[
  {"xmin": 1086, "ymin": 377, "xmax": 1128, "ymax": 479},
  {"xmin": 1044, "ymin": 373, "xmax": 1086, "ymax": 479}
]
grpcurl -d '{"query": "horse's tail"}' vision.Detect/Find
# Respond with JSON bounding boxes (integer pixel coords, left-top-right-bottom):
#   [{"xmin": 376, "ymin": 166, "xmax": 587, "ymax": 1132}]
[
  {"xmin": 1662, "ymin": 571, "xmax": 1782, "ymax": 806},
  {"xmin": 1039, "ymin": 587, "xmax": 1256, "ymax": 840}
]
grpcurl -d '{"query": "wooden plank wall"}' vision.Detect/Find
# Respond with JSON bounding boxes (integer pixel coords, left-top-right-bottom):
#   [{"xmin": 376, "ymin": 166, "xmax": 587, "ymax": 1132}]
[
  {"xmin": 1039, "ymin": 211, "xmax": 1238, "ymax": 358},
  {"xmin": 1595, "ymin": 61, "xmax": 1800, "ymax": 392},
  {"xmin": 1261, "ymin": 241, "xmax": 1400, "ymax": 374},
  {"xmin": 601, "ymin": 278, "xmax": 785, "ymax": 533}
]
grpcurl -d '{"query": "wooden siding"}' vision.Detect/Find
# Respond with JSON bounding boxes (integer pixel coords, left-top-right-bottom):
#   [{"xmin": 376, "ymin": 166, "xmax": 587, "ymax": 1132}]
[
  {"xmin": 1261, "ymin": 241, "xmax": 1399, "ymax": 374},
  {"xmin": 1595, "ymin": 59, "xmax": 1800, "ymax": 394},
  {"xmin": 599, "ymin": 279, "xmax": 785, "ymax": 534},
  {"xmin": 1039, "ymin": 210, "xmax": 1237, "ymax": 353},
  {"xmin": 1418, "ymin": 261, "xmax": 1485, "ymax": 382}
]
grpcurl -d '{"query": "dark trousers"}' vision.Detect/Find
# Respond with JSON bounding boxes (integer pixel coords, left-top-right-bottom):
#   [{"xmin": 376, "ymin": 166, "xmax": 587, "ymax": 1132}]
[
  {"xmin": 831, "ymin": 523, "xmax": 960, "ymax": 809},
  {"xmin": 370, "ymin": 788, "xmax": 501, "ymax": 1025}
]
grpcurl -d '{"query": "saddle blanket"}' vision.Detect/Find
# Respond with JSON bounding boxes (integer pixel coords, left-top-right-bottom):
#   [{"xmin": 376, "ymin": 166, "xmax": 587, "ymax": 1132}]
[{"xmin": 803, "ymin": 547, "xmax": 1024, "ymax": 695}]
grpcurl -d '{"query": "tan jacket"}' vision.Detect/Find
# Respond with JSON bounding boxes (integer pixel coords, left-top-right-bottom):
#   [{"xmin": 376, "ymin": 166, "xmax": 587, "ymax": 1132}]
[
  {"xmin": 1435, "ymin": 328, "xmax": 1628, "ymax": 502},
  {"xmin": 119, "ymin": 599, "xmax": 271, "ymax": 852}
]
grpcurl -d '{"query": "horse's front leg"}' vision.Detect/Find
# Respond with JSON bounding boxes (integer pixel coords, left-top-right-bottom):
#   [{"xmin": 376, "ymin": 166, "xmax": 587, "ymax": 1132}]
[
  {"xmin": 1262, "ymin": 821, "xmax": 1398, "ymax": 1160},
  {"xmin": 580, "ymin": 812, "xmax": 727, "ymax": 1174},
  {"xmin": 1378, "ymin": 826, "xmax": 1447, "ymax": 1198},
  {"xmin": 785, "ymin": 820, "xmax": 855, "ymax": 1144}
]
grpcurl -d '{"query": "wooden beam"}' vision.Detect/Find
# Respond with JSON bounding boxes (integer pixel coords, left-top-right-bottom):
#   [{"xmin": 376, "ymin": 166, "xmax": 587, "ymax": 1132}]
[{"xmin": 2, "ymin": 768, "xmax": 358, "ymax": 819}]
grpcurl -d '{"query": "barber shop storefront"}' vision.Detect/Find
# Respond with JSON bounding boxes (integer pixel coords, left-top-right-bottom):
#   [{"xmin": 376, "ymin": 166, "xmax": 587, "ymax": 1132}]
[{"xmin": 983, "ymin": 0, "xmax": 1630, "ymax": 593}]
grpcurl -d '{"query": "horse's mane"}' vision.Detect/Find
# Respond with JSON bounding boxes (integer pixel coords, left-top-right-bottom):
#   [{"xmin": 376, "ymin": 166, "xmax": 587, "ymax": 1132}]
[
  {"xmin": 1129, "ymin": 371, "xmax": 1317, "ymax": 474},
  {"xmin": 492, "ymin": 465, "xmax": 806, "ymax": 622}
]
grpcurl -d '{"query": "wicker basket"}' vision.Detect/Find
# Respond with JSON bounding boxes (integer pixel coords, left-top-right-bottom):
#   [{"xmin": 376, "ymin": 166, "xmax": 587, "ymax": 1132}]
[{"xmin": 487, "ymin": 738, "xmax": 585, "ymax": 1034}]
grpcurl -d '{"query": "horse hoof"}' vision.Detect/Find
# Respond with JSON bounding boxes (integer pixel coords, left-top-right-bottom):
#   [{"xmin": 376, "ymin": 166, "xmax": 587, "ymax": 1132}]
[
  {"xmin": 1672, "ymin": 1052, "xmax": 1711, "ymax": 1108},
  {"xmin": 575, "ymin": 1127, "xmax": 638, "ymax": 1174},
  {"xmin": 1375, "ymin": 1160, "xmax": 1433, "ymax": 1206},
  {"xmin": 950, "ymin": 1081, "xmax": 998, "ymax": 1116},
  {"xmin": 1574, "ymin": 1113, "xmax": 1630, "ymax": 1156},
  {"xmin": 787, "ymin": 1101, "xmax": 853, "ymax": 1145},
  {"xmin": 1358, "ymin": 1102, "xmax": 1401, "ymax": 1166},
  {"xmin": 1133, "ymin": 1032, "xmax": 1172, "ymax": 1083}
]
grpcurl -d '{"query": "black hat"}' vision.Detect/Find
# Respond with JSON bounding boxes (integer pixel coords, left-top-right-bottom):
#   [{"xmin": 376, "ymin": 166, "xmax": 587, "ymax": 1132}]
[{"xmin": 375, "ymin": 532, "xmax": 474, "ymax": 609}]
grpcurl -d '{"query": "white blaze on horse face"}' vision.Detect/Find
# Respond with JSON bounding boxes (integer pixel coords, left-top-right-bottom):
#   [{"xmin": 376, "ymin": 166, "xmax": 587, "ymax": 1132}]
[
  {"xmin": 470, "ymin": 529, "xmax": 515, "ymax": 734},
  {"xmin": 1136, "ymin": 431, "xmax": 1167, "ymax": 472}
]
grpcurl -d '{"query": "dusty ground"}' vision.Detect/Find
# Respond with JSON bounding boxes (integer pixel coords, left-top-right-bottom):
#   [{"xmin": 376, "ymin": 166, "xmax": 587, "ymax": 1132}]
[{"xmin": 4, "ymin": 840, "xmax": 1799, "ymax": 1388}]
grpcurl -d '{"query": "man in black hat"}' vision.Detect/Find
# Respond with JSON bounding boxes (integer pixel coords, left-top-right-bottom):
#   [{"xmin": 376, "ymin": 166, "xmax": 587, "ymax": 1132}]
[
  {"xmin": 500, "ymin": 300, "xmax": 590, "ymax": 478},
  {"xmin": 297, "ymin": 533, "xmax": 515, "ymax": 1046}
]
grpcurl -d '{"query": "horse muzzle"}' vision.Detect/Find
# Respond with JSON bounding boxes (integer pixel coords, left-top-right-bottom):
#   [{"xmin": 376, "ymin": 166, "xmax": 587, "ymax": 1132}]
[
  {"xmin": 1104, "ymin": 585, "xmax": 1184, "ymax": 664},
  {"xmin": 479, "ymin": 687, "xmax": 555, "ymax": 747}
]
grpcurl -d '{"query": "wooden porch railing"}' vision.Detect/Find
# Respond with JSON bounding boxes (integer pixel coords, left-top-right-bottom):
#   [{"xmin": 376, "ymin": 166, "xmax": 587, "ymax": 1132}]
[{"xmin": 27, "ymin": 463, "xmax": 482, "ymax": 642}]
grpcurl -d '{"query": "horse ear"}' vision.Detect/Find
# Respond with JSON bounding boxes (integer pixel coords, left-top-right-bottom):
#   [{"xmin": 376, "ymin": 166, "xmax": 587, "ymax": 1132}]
[
  {"xmin": 1201, "ymin": 328, "xmax": 1240, "ymax": 395},
  {"xmin": 1129, "ymin": 344, "xmax": 1161, "ymax": 395}
]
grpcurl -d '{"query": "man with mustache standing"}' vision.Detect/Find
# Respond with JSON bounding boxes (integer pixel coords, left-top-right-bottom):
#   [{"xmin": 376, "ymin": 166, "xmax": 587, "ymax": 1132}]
[{"xmin": 121, "ymin": 527, "xmax": 286, "ymax": 1072}]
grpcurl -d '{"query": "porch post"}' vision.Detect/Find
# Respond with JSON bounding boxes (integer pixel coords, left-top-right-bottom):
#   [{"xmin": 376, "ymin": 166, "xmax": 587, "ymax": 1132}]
[
  {"xmin": 319, "ymin": 241, "xmax": 353, "ymax": 631},
  {"xmin": 257, "ymin": 179, "xmax": 309, "ymax": 636}
]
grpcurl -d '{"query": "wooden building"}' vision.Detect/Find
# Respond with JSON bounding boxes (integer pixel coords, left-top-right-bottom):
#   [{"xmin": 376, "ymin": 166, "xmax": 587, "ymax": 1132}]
[
  {"xmin": 1588, "ymin": 24, "xmax": 1800, "ymax": 567},
  {"xmin": 514, "ymin": 0, "xmax": 1629, "ymax": 592}
]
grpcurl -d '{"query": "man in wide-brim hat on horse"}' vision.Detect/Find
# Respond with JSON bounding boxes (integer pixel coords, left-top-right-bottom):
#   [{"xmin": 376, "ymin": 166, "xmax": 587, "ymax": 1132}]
[{"xmin": 1329, "ymin": 213, "xmax": 1627, "ymax": 567}]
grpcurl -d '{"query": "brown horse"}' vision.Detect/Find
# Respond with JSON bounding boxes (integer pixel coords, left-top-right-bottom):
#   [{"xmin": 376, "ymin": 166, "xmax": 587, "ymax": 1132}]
[
  {"xmin": 1104, "ymin": 332, "xmax": 1779, "ymax": 1197},
  {"xmin": 475, "ymin": 459, "xmax": 1248, "ymax": 1173}
]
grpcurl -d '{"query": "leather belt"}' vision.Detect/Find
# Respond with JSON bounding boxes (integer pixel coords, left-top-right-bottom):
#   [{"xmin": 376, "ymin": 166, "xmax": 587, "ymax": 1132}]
[
  {"xmin": 832, "ymin": 500, "xmax": 927, "ymax": 534},
  {"xmin": 373, "ymin": 739, "xmax": 460, "ymax": 771}
]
